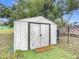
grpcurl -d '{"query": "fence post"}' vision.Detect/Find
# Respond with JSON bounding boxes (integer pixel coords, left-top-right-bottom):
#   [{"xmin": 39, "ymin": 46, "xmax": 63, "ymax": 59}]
[
  {"xmin": 68, "ymin": 26, "xmax": 70, "ymax": 44},
  {"xmin": 57, "ymin": 30, "xmax": 59, "ymax": 43}
]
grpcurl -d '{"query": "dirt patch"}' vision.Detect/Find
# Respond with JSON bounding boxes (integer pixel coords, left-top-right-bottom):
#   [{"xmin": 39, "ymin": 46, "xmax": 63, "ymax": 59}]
[{"xmin": 35, "ymin": 46, "xmax": 54, "ymax": 52}]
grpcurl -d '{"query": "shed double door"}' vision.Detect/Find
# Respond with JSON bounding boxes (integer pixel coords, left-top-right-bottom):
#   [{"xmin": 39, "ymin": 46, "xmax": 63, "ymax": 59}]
[{"xmin": 30, "ymin": 23, "xmax": 49, "ymax": 49}]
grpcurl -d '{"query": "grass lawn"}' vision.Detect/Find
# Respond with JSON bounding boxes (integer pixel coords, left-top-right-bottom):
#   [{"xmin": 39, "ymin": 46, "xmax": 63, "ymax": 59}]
[
  {"xmin": 0, "ymin": 46, "xmax": 76, "ymax": 59},
  {"xmin": 14, "ymin": 46, "xmax": 76, "ymax": 59},
  {"xmin": 0, "ymin": 26, "xmax": 13, "ymax": 33},
  {"xmin": 0, "ymin": 30, "xmax": 76, "ymax": 59},
  {"xmin": 0, "ymin": 29, "xmax": 13, "ymax": 33}
]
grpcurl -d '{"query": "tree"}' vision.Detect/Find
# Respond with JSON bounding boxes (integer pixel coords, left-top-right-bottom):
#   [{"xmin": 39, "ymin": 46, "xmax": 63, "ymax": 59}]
[
  {"xmin": 0, "ymin": 4, "xmax": 5, "ymax": 17},
  {"xmin": 0, "ymin": 4, "xmax": 12, "ymax": 18},
  {"xmin": 10, "ymin": 0, "xmax": 46, "ymax": 19},
  {"xmin": 1, "ymin": 0, "xmax": 79, "ymax": 27}
]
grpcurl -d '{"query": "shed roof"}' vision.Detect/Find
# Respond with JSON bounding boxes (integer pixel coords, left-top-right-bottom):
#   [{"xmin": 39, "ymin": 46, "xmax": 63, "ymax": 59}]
[{"xmin": 15, "ymin": 16, "xmax": 56, "ymax": 25}]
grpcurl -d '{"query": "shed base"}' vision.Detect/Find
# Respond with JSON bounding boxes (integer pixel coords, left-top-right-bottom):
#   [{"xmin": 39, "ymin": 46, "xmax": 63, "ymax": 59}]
[{"xmin": 35, "ymin": 45, "xmax": 55, "ymax": 53}]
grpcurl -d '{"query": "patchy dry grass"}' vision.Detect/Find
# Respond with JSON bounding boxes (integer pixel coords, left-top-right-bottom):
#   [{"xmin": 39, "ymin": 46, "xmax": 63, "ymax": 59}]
[{"xmin": 58, "ymin": 35, "xmax": 79, "ymax": 56}]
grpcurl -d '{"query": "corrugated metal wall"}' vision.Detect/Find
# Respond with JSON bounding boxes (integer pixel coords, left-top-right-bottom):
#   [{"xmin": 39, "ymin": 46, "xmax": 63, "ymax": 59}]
[
  {"xmin": 51, "ymin": 24, "xmax": 57, "ymax": 44},
  {"xmin": 14, "ymin": 21, "xmax": 57, "ymax": 51},
  {"xmin": 14, "ymin": 22, "xmax": 28, "ymax": 51},
  {"xmin": 20, "ymin": 22, "xmax": 28, "ymax": 50}
]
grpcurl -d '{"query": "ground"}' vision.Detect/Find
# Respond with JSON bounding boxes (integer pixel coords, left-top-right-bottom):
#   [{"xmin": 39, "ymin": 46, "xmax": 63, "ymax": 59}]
[
  {"xmin": 0, "ymin": 26, "xmax": 13, "ymax": 33},
  {"xmin": 0, "ymin": 30, "xmax": 76, "ymax": 59},
  {"xmin": 59, "ymin": 35, "xmax": 79, "ymax": 56},
  {"xmin": 15, "ymin": 47, "xmax": 75, "ymax": 59}
]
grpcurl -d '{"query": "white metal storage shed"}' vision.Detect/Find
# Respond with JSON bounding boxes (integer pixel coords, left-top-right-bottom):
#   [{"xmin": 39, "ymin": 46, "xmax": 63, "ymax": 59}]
[{"xmin": 14, "ymin": 16, "xmax": 57, "ymax": 51}]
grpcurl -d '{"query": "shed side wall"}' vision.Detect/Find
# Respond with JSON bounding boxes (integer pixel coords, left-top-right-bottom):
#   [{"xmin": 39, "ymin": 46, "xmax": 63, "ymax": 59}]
[
  {"xmin": 20, "ymin": 22, "xmax": 28, "ymax": 50},
  {"xmin": 14, "ymin": 22, "xmax": 21, "ymax": 51},
  {"xmin": 14, "ymin": 22, "xmax": 28, "ymax": 51},
  {"xmin": 51, "ymin": 24, "xmax": 57, "ymax": 45}
]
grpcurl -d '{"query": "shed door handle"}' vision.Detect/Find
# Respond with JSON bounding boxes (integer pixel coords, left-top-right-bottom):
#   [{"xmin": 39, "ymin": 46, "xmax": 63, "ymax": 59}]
[{"xmin": 40, "ymin": 34, "xmax": 42, "ymax": 36}]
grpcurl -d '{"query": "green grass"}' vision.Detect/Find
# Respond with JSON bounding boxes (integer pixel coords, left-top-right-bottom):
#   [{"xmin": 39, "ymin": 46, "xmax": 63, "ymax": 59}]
[
  {"xmin": 0, "ymin": 26, "xmax": 13, "ymax": 30},
  {"xmin": 0, "ymin": 26, "xmax": 13, "ymax": 33},
  {"xmin": 0, "ymin": 46, "xmax": 76, "ymax": 59},
  {"xmin": 13, "ymin": 46, "xmax": 76, "ymax": 59}
]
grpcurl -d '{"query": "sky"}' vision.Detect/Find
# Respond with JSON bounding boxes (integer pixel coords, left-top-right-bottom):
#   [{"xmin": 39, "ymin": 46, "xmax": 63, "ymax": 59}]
[
  {"xmin": 0, "ymin": 0, "xmax": 15, "ymax": 7},
  {"xmin": 0, "ymin": 18, "xmax": 9, "ymax": 22},
  {"xmin": 0, "ymin": 0, "xmax": 79, "ymax": 24},
  {"xmin": 64, "ymin": 9, "xmax": 79, "ymax": 24}
]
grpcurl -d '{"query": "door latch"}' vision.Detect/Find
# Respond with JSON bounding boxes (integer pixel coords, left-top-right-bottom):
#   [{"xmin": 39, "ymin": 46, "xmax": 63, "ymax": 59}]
[{"xmin": 40, "ymin": 34, "xmax": 41, "ymax": 36}]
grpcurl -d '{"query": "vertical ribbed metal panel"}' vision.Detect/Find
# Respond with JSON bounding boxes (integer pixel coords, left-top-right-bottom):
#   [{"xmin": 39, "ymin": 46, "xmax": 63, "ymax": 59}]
[
  {"xmin": 30, "ymin": 23, "xmax": 40, "ymax": 49},
  {"xmin": 50, "ymin": 24, "xmax": 57, "ymax": 45},
  {"xmin": 40, "ymin": 24, "xmax": 49, "ymax": 47},
  {"xmin": 14, "ymin": 22, "xmax": 21, "ymax": 51},
  {"xmin": 20, "ymin": 22, "xmax": 28, "ymax": 50}
]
